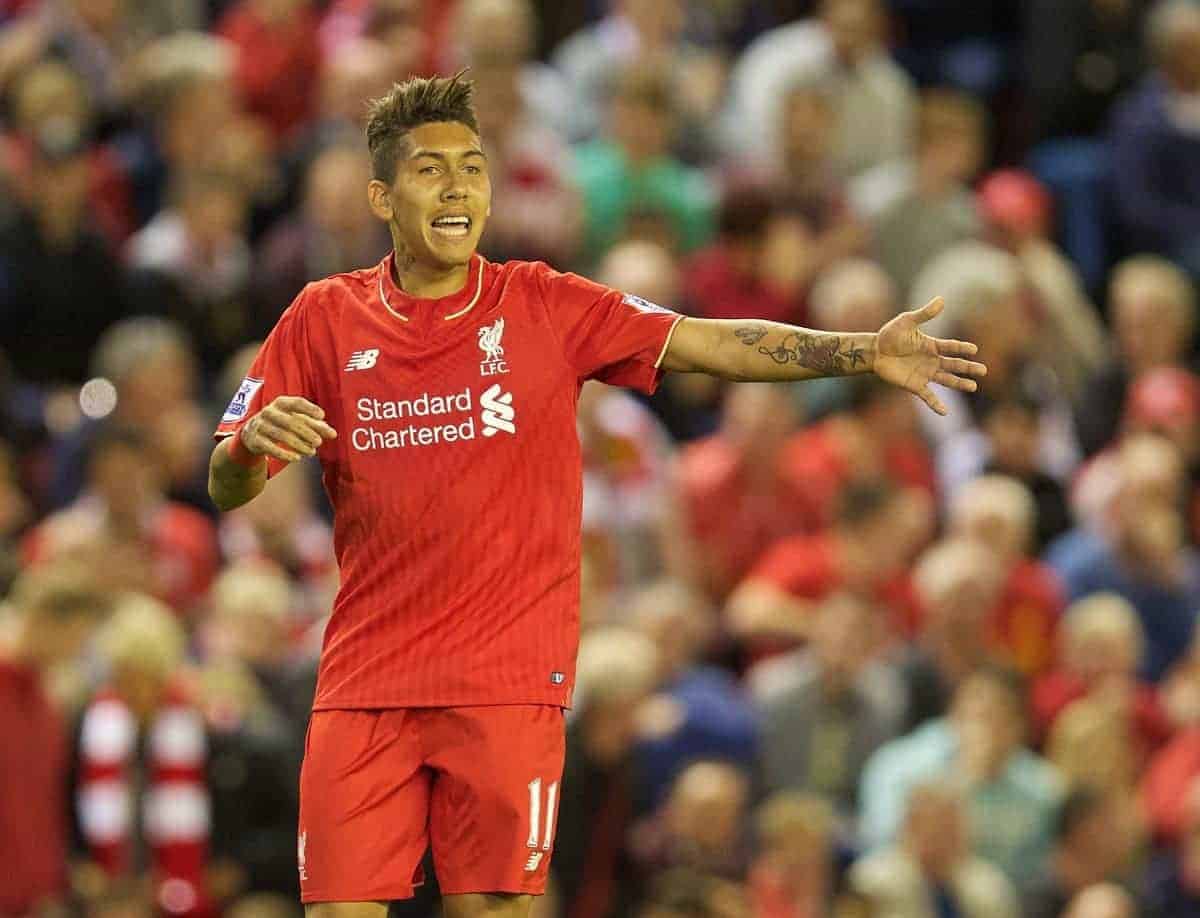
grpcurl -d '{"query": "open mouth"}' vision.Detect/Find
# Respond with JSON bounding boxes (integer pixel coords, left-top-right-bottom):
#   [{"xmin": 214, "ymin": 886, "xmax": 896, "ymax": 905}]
[{"xmin": 431, "ymin": 215, "xmax": 472, "ymax": 239}]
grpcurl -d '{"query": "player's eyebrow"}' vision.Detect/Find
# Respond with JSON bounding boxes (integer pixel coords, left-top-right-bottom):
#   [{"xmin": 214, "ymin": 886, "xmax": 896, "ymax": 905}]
[{"xmin": 409, "ymin": 148, "xmax": 487, "ymax": 161}]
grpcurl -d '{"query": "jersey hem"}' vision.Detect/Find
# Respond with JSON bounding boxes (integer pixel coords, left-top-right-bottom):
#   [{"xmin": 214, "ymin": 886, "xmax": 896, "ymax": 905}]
[{"xmin": 311, "ymin": 696, "xmax": 571, "ymax": 711}]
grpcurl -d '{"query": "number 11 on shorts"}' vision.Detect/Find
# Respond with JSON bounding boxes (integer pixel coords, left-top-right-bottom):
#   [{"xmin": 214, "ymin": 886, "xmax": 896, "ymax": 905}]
[{"xmin": 526, "ymin": 778, "xmax": 558, "ymax": 850}]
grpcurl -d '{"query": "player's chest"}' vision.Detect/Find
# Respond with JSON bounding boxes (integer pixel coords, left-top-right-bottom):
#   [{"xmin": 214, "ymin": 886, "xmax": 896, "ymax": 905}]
[{"xmin": 327, "ymin": 308, "xmax": 571, "ymax": 465}]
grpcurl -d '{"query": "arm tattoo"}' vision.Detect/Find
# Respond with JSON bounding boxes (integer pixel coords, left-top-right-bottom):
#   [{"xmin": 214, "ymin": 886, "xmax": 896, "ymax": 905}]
[{"xmin": 735, "ymin": 325, "xmax": 868, "ymax": 375}]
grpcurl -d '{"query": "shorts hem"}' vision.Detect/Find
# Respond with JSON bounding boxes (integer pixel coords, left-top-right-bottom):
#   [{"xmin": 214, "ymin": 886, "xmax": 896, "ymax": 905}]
[
  {"xmin": 301, "ymin": 886, "xmax": 417, "ymax": 903},
  {"xmin": 438, "ymin": 883, "xmax": 546, "ymax": 897}
]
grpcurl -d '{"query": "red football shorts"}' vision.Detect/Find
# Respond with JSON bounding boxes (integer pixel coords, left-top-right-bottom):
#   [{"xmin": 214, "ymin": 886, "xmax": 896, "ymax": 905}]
[{"xmin": 297, "ymin": 705, "xmax": 565, "ymax": 902}]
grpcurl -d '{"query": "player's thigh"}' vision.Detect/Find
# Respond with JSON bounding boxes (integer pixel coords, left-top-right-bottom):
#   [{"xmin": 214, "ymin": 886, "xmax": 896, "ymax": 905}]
[
  {"xmin": 299, "ymin": 709, "xmax": 432, "ymax": 902},
  {"xmin": 306, "ymin": 903, "xmax": 390, "ymax": 918},
  {"xmin": 441, "ymin": 893, "xmax": 533, "ymax": 918},
  {"xmin": 426, "ymin": 705, "xmax": 566, "ymax": 896}
]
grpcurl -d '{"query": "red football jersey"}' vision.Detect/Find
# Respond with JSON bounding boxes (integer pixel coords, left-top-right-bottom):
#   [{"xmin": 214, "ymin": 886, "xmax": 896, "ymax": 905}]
[{"xmin": 215, "ymin": 253, "xmax": 683, "ymax": 708}]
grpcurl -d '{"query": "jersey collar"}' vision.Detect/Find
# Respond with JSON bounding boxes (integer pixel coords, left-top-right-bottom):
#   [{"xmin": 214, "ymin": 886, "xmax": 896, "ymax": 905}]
[{"xmin": 376, "ymin": 251, "xmax": 485, "ymax": 323}]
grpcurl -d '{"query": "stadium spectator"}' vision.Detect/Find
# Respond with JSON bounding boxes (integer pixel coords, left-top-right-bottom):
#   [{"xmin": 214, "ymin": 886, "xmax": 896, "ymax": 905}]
[
  {"xmin": 865, "ymin": 90, "xmax": 986, "ymax": 298},
  {"xmin": 76, "ymin": 594, "xmax": 212, "ymax": 918},
  {"xmin": 1122, "ymin": 369, "xmax": 1200, "ymax": 529},
  {"xmin": 1033, "ymin": 593, "xmax": 1170, "ymax": 756},
  {"xmin": 900, "ymin": 540, "xmax": 1006, "ymax": 731},
  {"xmin": 1023, "ymin": 789, "xmax": 1142, "ymax": 918},
  {"xmin": 754, "ymin": 593, "xmax": 897, "ymax": 817},
  {"xmin": 1141, "ymin": 805, "xmax": 1200, "ymax": 916},
  {"xmin": 0, "ymin": 564, "xmax": 110, "ymax": 916},
  {"xmin": 975, "ymin": 397, "xmax": 1073, "ymax": 553},
  {"xmin": 747, "ymin": 793, "xmax": 840, "ymax": 918},
  {"xmin": 552, "ymin": 0, "xmax": 721, "ymax": 152},
  {"xmin": 726, "ymin": 480, "xmax": 924, "ymax": 653},
  {"xmin": 1142, "ymin": 722, "xmax": 1200, "ymax": 845},
  {"xmin": 630, "ymin": 761, "xmax": 751, "ymax": 883},
  {"xmin": 948, "ymin": 475, "xmax": 1064, "ymax": 676},
  {"xmin": 662, "ymin": 383, "xmax": 810, "ymax": 601},
  {"xmin": 1047, "ymin": 434, "xmax": 1200, "ymax": 681},
  {"xmin": 255, "ymin": 143, "xmax": 391, "ymax": 315},
  {"xmin": 554, "ymin": 627, "xmax": 660, "ymax": 918},
  {"xmin": 0, "ymin": 117, "xmax": 131, "ymax": 385},
  {"xmin": 573, "ymin": 60, "xmax": 715, "ymax": 266},
  {"xmin": 26, "ymin": 426, "xmax": 218, "ymax": 615},
  {"xmin": 1062, "ymin": 883, "xmax": 1138, "ymax": 918},
  {"xmin": 682, "ymin": 187, "xmax": 810, "ymax": 326},
  {"xmin": 1110, "ymin": 0, "xmax": 1200, "ymax": 278},
  {"xmin": 977, "ymin": 169, "xmax": 1109, "ymax": 400},
  {"xmin": 49, "ymin": 316, "xmax": 207, "ymax": 511},
  {"xmin": 626, "ymin": 578, "xmax": 757, "ymax": 811},
  {"xmin": 849, "ymin": 782, "xmax": 1020, "ymax": 918},
  {"xmin": 216, "ymin": 0, "xmax": 321, "ymax": 144},
  {"xmin": 727, "ymin": 0, "xmax": 916, "ymax": 178},
  {"xmin": 1076, "ymin": 254, "xmax": 1197, "ymax": 456},
  {"xmin": 468, "ymin": 43, "xmax": 582, "ymax": 266},
  {"xmin": 859, "ymin": 666, "xmax": 1063, "ymax": 885}
]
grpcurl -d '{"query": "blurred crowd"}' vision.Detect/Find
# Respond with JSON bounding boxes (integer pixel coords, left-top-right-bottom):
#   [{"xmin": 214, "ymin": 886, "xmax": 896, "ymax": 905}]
[{"xmin": 4, "ymin": 0, "xmax": 1200, "ymax": 917}]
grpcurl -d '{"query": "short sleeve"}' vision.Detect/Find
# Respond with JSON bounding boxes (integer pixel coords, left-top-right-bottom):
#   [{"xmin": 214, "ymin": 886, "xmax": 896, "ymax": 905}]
[
  {"xmin": 537, "ymin": 266, "xmax": 684, "ymax": 393},
  {"xmin": 213, "ymin": 289, "xmax": 315, "ymax": 478}
]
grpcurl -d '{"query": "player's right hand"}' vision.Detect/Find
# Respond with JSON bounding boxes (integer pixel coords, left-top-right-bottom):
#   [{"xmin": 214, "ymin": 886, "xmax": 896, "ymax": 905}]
[{"xmin": 240, "ymin": 396, "xmax": 337, "ymax": 464}]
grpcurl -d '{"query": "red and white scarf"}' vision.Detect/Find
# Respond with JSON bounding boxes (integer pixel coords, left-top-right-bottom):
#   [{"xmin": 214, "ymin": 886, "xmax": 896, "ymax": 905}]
[{"xmin": 77, "ymin": 685, "xmax": 212, "ymax": 916}]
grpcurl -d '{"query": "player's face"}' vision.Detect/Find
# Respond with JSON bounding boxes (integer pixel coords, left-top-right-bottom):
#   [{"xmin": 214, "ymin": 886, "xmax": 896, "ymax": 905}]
[{"xmin": 369, "ymin": 120, "xmax": 491, "ymax": 270}]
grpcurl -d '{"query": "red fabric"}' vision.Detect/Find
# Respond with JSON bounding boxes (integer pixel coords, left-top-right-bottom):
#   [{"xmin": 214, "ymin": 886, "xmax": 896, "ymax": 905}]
[
  {"xmin": 0, "ymin": 659, "xmax": 67, "ymax": 913},
  {"xmin": 748, "ymin": 861, "xmax": 821, "ymax": 918},
  {"xmin": 214, "ymin": 253, "xmax": 681, "ymax": 708},
  {"xmin": 675, "ymin": 435, "xmax": 823, "ymax": 600},
  {"xmin": 682, "ymin": 246, "xmax": 806, "ymax": 324},
  {"xmin": 77, "ymin": 685, "xmax": 211, "ymax": 917},
  {"xmin": 1032, "ymin": 671, "xmax": 1171, "ymax": 756},
  {"xmin": 749, "ymin": 533, "xmax": 922, "ymax": 639},
  {"xmin": 988, "ymin": 560, "xmax": 1064, "ymax": 677},
  {"xmin": 1143, "ymin": 728, "xmax": 1200, "ymax": 843},
  {"xmin": 218, "ymin": 2, "xmax": 322, "ymax": 143},
  {"xmin": 298, "ymin": 705, "xmax": 564, "ymax": 900}
]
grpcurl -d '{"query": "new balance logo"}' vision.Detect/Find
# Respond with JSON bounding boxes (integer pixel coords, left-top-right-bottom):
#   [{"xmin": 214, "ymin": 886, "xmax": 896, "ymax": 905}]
[
  {"xmin": 297, "ymin": 831, "xmax": 308, "ymax": 881},
  {"xmin": 344, "ymin": 348, "xmax": 380, "ymax": 372},
  {"xmin": 524, "ymin": 852, "xmax": 544, "ymax": 873},
  {"xmin": 480, "ymin": 384, "xmax": 515, "ymax": 436}
]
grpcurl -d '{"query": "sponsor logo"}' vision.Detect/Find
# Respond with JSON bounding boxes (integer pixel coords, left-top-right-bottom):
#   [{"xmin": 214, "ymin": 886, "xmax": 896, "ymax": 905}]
[
  {"xmin": 550, "ymin": 672, "xmax": 566, "ymax": 685},
  {"xmin": 478, "ymin": 318, "xmax": 509, "ymax": 376},
  {"xmin": 524, "ymin": 852, "xmax": 544, "ymax": 873},
  {"xmin": 350, "ymin": 386, "xmax": 517, "ymax": 450},
  {"xmin": 344, "ymin": 348, "xmax": 380, "ymax": 372},
  {"xmin": 480, "ymin": 384, "xmax": 515, "ymax": 436},
  {"xmin": 623, "ymin": 293, "xmax": 674, "ymax": 316},
  {"xmin": 222, "ymin": 377, "xmax": 263, "ymax": 423}
]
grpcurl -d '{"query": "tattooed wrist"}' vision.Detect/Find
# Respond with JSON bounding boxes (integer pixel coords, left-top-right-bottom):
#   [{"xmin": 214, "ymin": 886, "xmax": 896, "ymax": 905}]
[{"xmin": 733, "ymin": 324, "xmax": 873, "ymax": 378}]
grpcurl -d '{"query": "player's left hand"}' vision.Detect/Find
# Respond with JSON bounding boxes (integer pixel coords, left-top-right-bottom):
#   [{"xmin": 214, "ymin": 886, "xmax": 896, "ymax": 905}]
[{"xmin": 873, "ymin": 296, "xmax": 988, "ymax": 415}]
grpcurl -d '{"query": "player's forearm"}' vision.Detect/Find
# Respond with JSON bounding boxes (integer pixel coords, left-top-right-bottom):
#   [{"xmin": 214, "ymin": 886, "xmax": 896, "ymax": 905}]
[
  {"xmin": 662, "ymin": 318, "xmax": 876, "ymax": 381},
  {"xmin": 208, "ymin": 437, "xmax": 267, "ymax": 512}
]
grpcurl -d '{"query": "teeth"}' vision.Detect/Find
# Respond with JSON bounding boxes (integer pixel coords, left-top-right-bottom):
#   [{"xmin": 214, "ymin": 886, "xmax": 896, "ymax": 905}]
[{"xmin": 433, "ymin": 216, "xmax": 469, "ymax": 226}]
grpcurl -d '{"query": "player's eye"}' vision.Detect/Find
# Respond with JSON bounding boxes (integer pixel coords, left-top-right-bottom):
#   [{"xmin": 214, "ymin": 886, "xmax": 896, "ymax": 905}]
[
  {"xmin": 464, "ymin": 165, "xmax": 481, "ymax": 175},
  {"xmin": 419, "ymin": 165, "xmax": 439, "ymax": 175}
]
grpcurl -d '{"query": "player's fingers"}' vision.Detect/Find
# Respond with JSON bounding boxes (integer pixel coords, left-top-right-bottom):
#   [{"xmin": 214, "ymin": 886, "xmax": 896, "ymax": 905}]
[
  {"xmin": 277, "ymin": 417, "xmax": 325, "ymax": 449},
  {"xmin": 910, "ymin": 296, "xmax": 944, "ymax": 324},
  {"xmin": 933, "ymin": 337, "xmax": 979, "ymax": 358},
  {"xmin": 255, "ymin": 419, "xmax": 316, "ymax": 457},
  {"xmin": 273, "ymin": 396, "xmax": 326, "ymax": 419},
  {"xmin": 939, "ymin": 356, "xmax": 987, "ymax": 377},
  {"xmin": 916, "ymin": 386, "xmax": 948, "ymax": 416},
  {"xmin": 293, "ymin": 415, "xmax": 338, "ymax": 440},
  {"xmin": 934, "ymin": 370, "xmax": 978, "ymax": 393},
  {"xmin": 257, "ymin": 440, "xmax": 302, "ymax": 464}
]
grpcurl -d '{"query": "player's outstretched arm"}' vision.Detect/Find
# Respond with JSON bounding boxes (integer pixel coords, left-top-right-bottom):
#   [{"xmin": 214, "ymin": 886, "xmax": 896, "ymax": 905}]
[
  {"xmin": 659, "ymin": 297, "xmax": 986, "ymax": 415},
  {"xmin": 208, "ymin": 396, "xmax": 337, "ymax": 511}
]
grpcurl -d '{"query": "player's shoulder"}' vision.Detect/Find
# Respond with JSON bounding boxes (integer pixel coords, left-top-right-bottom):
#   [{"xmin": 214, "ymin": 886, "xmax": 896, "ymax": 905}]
[{"xmin": 278, "ymin": 262, "xmax": 380, "ymax": 329}]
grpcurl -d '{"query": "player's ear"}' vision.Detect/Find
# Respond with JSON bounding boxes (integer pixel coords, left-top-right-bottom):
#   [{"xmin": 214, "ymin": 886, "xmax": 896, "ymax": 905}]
[{"xmin": 367, "ymin": 179, "xmax": 394, "ymax": 222}]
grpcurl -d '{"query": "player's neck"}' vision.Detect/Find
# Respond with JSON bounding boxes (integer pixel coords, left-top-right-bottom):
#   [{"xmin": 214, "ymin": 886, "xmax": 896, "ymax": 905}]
[{"xmin": 392, "ymin": 250, "xmax": 472, "ymax": 300}]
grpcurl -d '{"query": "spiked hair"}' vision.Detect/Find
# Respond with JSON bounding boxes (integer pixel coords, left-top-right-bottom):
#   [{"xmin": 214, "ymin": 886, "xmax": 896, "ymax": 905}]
[{"xmin": 365, "ymin": 71, "xmax": 479, "ymax": 182}]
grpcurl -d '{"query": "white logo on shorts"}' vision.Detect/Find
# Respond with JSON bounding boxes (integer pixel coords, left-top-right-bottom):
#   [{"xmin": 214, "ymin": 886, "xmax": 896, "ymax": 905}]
[
  {"xmin": 298, "ymin": 830, "xmax": 308, "ymax": 881},
  {"xmin": 524, "ymin": 852, "xmax": 544, "ymax": 872}
]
